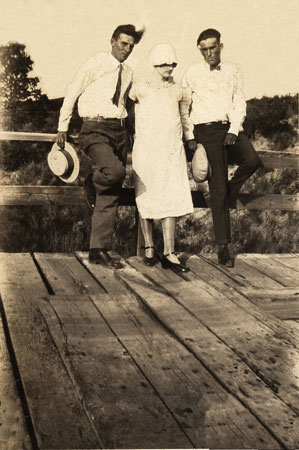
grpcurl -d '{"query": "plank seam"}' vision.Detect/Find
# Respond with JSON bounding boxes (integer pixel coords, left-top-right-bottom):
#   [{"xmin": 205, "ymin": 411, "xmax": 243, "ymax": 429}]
[
  {"xmin": 115, "ymin": 270, "xmax": 290, "ymax": 449},
  {"xmin": 38, "ymin": 297, "xmax": 105, "ymax": 449},
  {"xmin": 0, "ymin": 294, "xmax": 39, "ymax": 450},
  {"xmin": 88, "ymin": 293, "xmax": 196, "ymax": 449}
]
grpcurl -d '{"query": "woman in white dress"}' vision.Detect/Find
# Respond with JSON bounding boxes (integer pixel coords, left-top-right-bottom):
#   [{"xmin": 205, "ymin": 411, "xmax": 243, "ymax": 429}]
[{"xmin": 130, "ymin": 43, "xmax": 194, "ymax": 273}]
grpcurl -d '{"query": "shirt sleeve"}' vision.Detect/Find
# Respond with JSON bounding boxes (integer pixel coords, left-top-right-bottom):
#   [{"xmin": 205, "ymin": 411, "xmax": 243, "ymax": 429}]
[
  {"xmin": 227, "ymin": 65, "xmax": 247, "ymax": 136},
  {"xmin": 179, "ymin": 85, "xmax": 194, "ymax": 140},
  {"xmin": 57, "ymin": 56, "xmax": 98, "ymax": 132},
  {"xmin": 128, "ymin": 80, "xmax": 139, "ymax": 102}
]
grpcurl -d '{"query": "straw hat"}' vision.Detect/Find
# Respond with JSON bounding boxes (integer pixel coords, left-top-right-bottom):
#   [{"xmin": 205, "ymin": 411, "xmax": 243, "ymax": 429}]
[
  {"xmin": 191, "ymin": 143, "xmax": 212, "ymax": 182},
  {"xmin": 47, "ymin": 142, "xmax": 80, "ymax": 183}
]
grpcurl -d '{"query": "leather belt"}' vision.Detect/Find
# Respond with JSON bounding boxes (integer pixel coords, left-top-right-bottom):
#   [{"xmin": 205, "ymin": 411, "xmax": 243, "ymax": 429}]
[{"xmin": 82, "ymin": 116, "xmax": 126, "ymax": 127}]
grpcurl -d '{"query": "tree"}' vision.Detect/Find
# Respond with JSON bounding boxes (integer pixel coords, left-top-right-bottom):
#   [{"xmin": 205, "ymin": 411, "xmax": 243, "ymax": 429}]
[
  {"xmin": 0, "ymin": 42, "xmax": 48, "ymax": 130},
  {"xmin": 0, "ymin": 43, "xmax": 50, "ymax": 170}
]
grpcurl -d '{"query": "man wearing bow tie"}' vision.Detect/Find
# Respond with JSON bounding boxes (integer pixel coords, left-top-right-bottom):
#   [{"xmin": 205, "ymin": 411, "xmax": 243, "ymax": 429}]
[
  {"xmin": 183, "ymin": 28, "xmax": 262, "ymax": 267},
  {"xmin": 55, "ymin": 25, "xmax": 144, "ymax": 268}
]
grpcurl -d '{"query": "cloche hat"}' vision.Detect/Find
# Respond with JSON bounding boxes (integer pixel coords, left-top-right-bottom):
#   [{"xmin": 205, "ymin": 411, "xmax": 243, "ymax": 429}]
[
  {"xmin": 149, "ymin": 43, "xmax": 178, "ymax": 66},
  {"xmin": 47, "ymin": 142, "xmax": 80, "ymax": 183}
]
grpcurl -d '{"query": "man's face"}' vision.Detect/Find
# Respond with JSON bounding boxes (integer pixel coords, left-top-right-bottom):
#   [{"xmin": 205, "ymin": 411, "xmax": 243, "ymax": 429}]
[
  {"xmin": 111, "ymin": 33, "xmax": 135, "ymax": 62},
  {"xmin": 198, "ymin": 37, "xmax": 222, "ymax": 67}
]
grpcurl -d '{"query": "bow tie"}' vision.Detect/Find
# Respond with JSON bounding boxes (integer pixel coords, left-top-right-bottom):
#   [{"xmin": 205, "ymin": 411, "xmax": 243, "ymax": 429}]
[{"xmin": 210, "ymin": 65, "xmax": 221, "ymax": 71}]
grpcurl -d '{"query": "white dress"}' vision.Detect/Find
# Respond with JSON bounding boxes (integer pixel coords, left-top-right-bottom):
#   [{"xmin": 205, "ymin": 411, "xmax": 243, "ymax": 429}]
[{"xmin": 130, "ymin": 74, "xmax": 194, "ymax": 219}]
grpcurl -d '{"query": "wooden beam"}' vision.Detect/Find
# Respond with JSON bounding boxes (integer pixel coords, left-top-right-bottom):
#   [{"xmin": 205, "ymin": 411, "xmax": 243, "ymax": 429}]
[
  {"xmin": 0, "ymin": 131, "xmax": 57, "ymax": 142},
  {"xmin": 0, "ymin": 132, "xmax": 298, "ymax": 170},
  {"xmin": 0, "ymin": 185, "xmax": 298, "ymax": 210}
]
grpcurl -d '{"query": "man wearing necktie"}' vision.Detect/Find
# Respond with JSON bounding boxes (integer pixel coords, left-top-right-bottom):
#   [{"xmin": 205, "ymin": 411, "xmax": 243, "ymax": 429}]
[
  {"xmin": 183, "ymin": 28, "xmax": 262, "ymax": 267},
  {"xmin": 55, "ymin": 25, "xmax": 144, "ymax": 268}
]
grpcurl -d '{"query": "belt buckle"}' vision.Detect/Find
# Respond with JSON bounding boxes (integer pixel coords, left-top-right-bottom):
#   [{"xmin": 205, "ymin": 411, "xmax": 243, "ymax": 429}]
[{"xmin": 120, "ymin": 118, "xmax": 125, "ymax": 127}]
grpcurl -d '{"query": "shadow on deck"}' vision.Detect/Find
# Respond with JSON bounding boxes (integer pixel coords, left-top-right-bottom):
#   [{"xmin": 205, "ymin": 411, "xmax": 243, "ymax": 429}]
[{"xmin": 0, "ymin": 252, "xmax": 299, "ymax": 450}]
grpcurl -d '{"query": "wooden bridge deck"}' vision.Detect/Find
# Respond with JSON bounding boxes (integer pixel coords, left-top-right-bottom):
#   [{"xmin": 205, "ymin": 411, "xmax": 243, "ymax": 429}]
[{"xmin": 0, "ymin": 252, "xmax": 299, "ymax": 450}]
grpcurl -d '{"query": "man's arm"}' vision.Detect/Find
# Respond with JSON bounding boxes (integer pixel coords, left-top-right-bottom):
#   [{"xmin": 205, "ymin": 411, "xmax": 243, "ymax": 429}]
[
  {"xmin": 55, "ymin": 56, "xmax": 96, "ymax": 148},
  {"xmin": 225, "ymin": 65, "xmax": 247, "ymax": 145}
]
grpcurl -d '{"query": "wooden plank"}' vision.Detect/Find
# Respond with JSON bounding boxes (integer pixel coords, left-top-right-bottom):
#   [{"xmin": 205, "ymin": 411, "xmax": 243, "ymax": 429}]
[
  {"xmin": 238, "ymin": 254, "xmax": 299, "ymax": 287},
  {"xmin": 0, "ymin": 132, "xmax": 297, "ymax": 169},
  {"xmin": 151, "ymin": 277, "xmax": 299, "ymax": 414},
  {"xmin": 248, "ymin": 298, "xmax": 299, "ymax": 320},
  {"xmin": 235, "ymin": 193, "xmax": 299, "ymax": 210},
  {"xmin": 0, "ymin": 318, "xmax": 32, "ymax": 450},
  {"xmin": 240, "ymin": 287, "xmax": 299, "ymax": 299},
  {"xmin": 201, "ymin": 253, "xmax": 283, "ymax": 289},
  {"xmin": 112, "ymin": 263, "xmax": 299, "ymax": 449},
  {"xmin": 39, "ymin": 293, "xmax": 193, "ymax": 449},
  {"xmin": 0, "ymin": 253, "xmax": 100, "ymax": 449},
  {"xmin": 34, "ymin": 253, "xmax": 104, "ymax": 295},
  {"xmin": 0, "ymin": 131, "xmax": 57, "ymax": 142},
  {"xmin": 0, "ymin": 185, "xmax": 298, "ymax": 210},
  {"xmin": 271, "ymin": 254, "xmax": 299, "ymax": 271},
  {"xmin": 258, "ymin": 150, "xmax": 299, "ymax": 170},
  {"xmin": 185, "ymin": 255, "xmax": 299, "ymax": 348},
  {"xmin": 77, "ymin": 253, "xmax": 283, "ymax": 449},
  {"xmin": 0, "ymin": 185, "xmax": 136, "ymax": 207}
]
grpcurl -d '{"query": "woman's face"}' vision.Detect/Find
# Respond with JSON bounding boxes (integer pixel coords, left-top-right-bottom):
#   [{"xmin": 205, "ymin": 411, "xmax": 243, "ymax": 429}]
[{"xmin": 154, "ymin": 63, "xmax": 176, "ymax": 79}]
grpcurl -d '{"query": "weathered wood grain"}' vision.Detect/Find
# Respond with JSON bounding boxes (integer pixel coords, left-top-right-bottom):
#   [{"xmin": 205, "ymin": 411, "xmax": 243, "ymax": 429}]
[
  {"xmin": 0, "ymin": 253, "xmax": 100, "ymax": 449},
  {"xmin": 77, "ymin": 253, "xmax": 283, "ymax": 449},
  {"xmin": 271, "ymin": 254, "xmax": 299, "ymax": 271},
  {"xmin": 0, "ymin": 318, "xmax": 32, "ymax": 450},
  {"xmin": 201, "ymin": 253, "xmax": 283, "ymax": 289},
  {"xmin": 238, "ymin": 254, "xmax": 299, "ymax": 287},
  {"xmin": 39, "ymin": 293, "xmax": 193, "ymax": 449},
  {"xmin": 34, "ymin": 252, "xmax": 104, "ymax": 295},
  {"xmin": 114, "ymin": 261, "xmax": 299, "ymax": 449},
  {"xmin": 1, "ymin": 185, "xmax": 298, "ymax": 210},
  {"xmin": 185, "ymin": 255, "xmax": 299, "ymax": 348}
]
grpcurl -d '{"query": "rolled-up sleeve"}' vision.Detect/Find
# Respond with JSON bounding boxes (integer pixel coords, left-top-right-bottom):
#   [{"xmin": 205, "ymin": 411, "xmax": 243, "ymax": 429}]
[
  {"xmin": 58, "ymin": 57, "xmax": 96, "ymax": 132},
  {"xmin": 227, "ymin": 66, "xmax": 247, "ymax": 136}
]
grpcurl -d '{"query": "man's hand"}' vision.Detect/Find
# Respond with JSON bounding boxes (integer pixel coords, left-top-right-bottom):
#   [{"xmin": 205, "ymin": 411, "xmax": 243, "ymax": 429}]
[
  {"xmin": 55, "ymin": 131, "xmax": 67, "ymax": 149},
  {"xmin": 187, "ymin": 139, "xmax": 197, "ymax": 151},
  {"xmin": 224, "ymin": 132, "xmax": 237, "ymax": 146}
]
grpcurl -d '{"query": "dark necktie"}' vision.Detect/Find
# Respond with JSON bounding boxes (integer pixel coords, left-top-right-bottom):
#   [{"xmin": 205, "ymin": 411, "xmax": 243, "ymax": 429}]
[
  {"xmin": 210, "ymin": 65, "xmax": 221, "ymax": 71},
  {"xmin": 112, "ymin": 64, "xmax": 123, "ymax": 106}
]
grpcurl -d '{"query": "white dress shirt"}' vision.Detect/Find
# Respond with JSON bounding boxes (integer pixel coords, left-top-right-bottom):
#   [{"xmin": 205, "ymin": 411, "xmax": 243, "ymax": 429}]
[
  {"xmin": 182, "ymin": 61, "xmax": 247, "ymax": 136},
  {"xmin": 58, "ymin": 52, "xmax": 133, "ymax": 132}
]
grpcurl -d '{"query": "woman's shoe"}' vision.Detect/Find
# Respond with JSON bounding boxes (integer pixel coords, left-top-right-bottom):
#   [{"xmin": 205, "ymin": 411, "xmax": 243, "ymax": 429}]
[
  {"xmin": 142, "ymin": 246, "xmax": 159, "ymax": 266},
  {"xmin": 161, "ymin": 253, "xmax": 190, "ymax": 273}
]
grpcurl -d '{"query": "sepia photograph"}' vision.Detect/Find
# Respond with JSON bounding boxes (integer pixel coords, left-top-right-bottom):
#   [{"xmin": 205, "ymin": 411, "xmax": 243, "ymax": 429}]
[{"xmin": 0, "ymin": 0, "xmax": 298, "ymax": 449}]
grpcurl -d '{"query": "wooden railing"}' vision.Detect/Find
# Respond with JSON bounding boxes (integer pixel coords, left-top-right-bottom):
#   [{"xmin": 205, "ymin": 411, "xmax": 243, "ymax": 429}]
[
  {"xmin": 0, "ymin": 131, "xmax": 298, "ymax": 211},
  {"xmin": 0, "ymin": 131, "xmax": 298, "ymax": 253}
]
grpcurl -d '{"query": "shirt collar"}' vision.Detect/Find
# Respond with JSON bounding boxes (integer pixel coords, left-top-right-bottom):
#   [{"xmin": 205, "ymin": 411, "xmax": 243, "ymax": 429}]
[{"xmin": 109, "ymin": 52, "xmax": 122, "ymax": 68}]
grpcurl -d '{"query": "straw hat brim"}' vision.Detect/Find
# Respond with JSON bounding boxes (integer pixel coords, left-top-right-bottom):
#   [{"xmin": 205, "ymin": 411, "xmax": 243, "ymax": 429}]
[{"xmin": 48, "ymin": 142, "xmax": 80, "ymax": 183}]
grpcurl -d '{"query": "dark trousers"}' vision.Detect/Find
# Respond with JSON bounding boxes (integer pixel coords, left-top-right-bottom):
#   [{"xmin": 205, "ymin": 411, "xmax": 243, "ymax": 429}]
[
  {"xmin": 194, "ymin": 123, "xmax": 261, "ymax": 244},
  {"xmin": 78, "ymin": 121, "xmax": 128, "ymax": 249}
]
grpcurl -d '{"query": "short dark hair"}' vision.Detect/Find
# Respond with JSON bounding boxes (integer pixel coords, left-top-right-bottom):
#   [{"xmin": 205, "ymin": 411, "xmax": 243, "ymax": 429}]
[
  {"xmin": 197, "ymin": 28, "xmax": 221, "ymax": 46},
  {"xmin": 111, "ymin": 24, "xmax": 145, "ymax": 44}
]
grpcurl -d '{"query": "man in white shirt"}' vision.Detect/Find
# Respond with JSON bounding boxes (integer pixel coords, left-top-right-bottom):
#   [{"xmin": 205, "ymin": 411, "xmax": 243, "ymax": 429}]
[
  {"xmin": 55, "ymin": 24, "xmax": 144, "ymax": 268},
  {"xmin": 183, "ymin": 28, "xmax": 262, "ymax": 267}
]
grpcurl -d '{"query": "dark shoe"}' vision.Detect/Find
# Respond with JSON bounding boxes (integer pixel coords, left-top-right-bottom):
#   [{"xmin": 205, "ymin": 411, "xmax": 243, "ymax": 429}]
[
  {"xmin": 142, "ymin": 246, "xmax": 159, "ymax": 267},
  {"xmin": 88, "ymin": 248, "xmax": 123, "ymax": 269},
  {"xmin": 84, "ymin": 173, "xmax": 96, "ymax": 211},
  {"xmin": 161, "ymin": 253, "xmax": 190, "ymax": 273},
  {"xmin": 217, "ymin": 245, "xmax": 234, "ymax": 268}
]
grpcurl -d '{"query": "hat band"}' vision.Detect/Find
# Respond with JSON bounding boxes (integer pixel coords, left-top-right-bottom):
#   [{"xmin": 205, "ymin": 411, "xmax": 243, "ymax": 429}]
[{"xmin": 60, "ymin": 150, "xmax": 74, "ymax": 177}]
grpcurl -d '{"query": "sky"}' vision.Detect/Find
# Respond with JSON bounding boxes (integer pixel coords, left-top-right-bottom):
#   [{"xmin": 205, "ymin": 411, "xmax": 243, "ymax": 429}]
[{"xmin": 0, "ymin": 0, "xmax": 298, "ymax": 100}]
